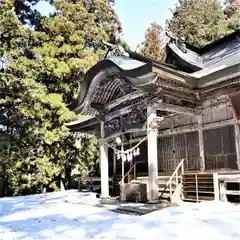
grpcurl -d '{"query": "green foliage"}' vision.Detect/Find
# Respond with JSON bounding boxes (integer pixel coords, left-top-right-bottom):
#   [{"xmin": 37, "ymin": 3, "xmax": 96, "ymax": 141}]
[
  {"xmin": 166, "ymin": 0, "xmax": 237, "ymax": 47},
  {"xmin": 72, "ymin": 136, "xmax": 99, "ymax": 180},
  {"xmin": 0, "ymin": 0, "xmax": 121, "ymax": 195},
  {"xmin": 224, "ymin": 0, "xmax": 240, "ymax": 31},
  {"xmin": 137, "ymin": 22, "xmax": 164, "ymax": 60}
]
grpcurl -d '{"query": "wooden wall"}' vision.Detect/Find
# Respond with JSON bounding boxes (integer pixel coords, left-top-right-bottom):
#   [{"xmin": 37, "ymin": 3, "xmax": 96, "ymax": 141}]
[
  {"xmin": 157, "ymin": 99, "xmax": 238, "ymax": 172},
  {"xmin": 203, "ymin": 125, "xmax": 238, "ymax": 170},
  {"xmin": 158, "ymin": 98, "xmax": 233, "ymax": 131},
  {"xmin": 110, "ymin": 98, "xmax": 239, "ymax": 176},
  {"xmin": 158, "ymin": 131, "xmax": 200, "ymax": 172},
  {"xmin": 158, "ymin": 125, "xmax": 238, "ymax": 172},
  {"xmin": 202, "ymin": 101, "xmax": 233, "ymax": 124}
]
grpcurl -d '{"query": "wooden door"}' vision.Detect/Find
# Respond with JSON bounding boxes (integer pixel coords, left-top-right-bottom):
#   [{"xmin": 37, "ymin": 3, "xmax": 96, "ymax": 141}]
[
  {"xmin": 158, "ymin": 131, "xmax": 200, "ymax": 172},
  {"xmin": 203, "ymin": 125, "xmax": 238, "ymax": 170}
]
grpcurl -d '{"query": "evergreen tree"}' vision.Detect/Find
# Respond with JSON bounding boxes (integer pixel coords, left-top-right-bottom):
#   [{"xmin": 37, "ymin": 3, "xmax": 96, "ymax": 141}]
[
  {"xmin": 0, "ymin": 0, "xmax": 121, "ymax": 195},
  {"xmin": 166, "ymin": 0, "xmax": 232, "ymax": 47},
  {"xmin": 224, "ymin": 0, "xmax": 240, "ymax": 31},
  {"xmin": 137, "ymin": 22, "xmax": 165, "ymax": 60},
  {"xmin": 13, "ymin": 0, "xmax": 54, "ymax": 29}
]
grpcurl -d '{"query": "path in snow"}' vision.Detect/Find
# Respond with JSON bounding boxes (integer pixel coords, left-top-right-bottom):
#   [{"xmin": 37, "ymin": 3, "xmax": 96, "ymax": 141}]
[{"xmin": 1, "ymin": 190, "xmax": 240, "ymax": 240}]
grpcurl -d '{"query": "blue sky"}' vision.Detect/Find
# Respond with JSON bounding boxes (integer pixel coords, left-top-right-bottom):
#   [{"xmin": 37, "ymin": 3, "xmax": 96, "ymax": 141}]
[
  {"xmin": 36, "ymin": 0, "xmax": 178, "ymax": 50},
  {"xmin": 115, "ymin": 0, "xmax": 177, "ymax": 49}
]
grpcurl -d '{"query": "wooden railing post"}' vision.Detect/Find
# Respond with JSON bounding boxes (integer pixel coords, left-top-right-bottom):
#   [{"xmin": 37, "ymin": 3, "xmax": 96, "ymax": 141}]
[
  {"xmin": 119, "ymin": 161, "xmax": 145, "ymax": 185},
  {"xmin": 176, "ymin": 171, "xmax": 178, "ymax": 186},
  {"xmin": 213, "ymin": 173, "xmax": 219, "ymax": 201},
  {"xmin": 181, "ymin": 161, "xmax": 184, "ymax": 175},
  {"xmin": 159, "ymin": 159, "xmax": 185, "ymax": 200}
]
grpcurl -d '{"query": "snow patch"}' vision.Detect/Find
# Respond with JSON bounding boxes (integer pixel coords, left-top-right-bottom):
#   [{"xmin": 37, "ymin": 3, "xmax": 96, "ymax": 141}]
[{"xmin": 1, "ymin": 191, "xmax": 240, "ymax": 239}]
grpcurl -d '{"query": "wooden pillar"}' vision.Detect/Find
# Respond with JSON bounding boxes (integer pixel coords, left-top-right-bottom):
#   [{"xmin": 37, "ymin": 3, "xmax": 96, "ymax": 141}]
[
  {"xmin": 120, "ymin": 141, "xmax": 126, "ymax": 202},
  {"xmin": 234, "ymin": 122, "xmax": 240, "ymax": 170},
  {"xmin": 198, "ymin": 114, "xmax": 205, "ymax": 171},
  {"xmin": 100, "ymin": 121, "xmax": 110, "ymax": 199},
  {"xmin": 113, "ymin": 145, "xmax": 116, "ymax": 175},
  {"xmin": 147, "ymin": 107, "xmax": 159, "ymax": 202}
]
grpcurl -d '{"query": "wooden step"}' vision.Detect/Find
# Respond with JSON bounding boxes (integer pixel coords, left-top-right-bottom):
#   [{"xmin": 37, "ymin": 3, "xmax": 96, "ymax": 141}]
[
  {"xmin": 183, "ymin": 172, "xmax": 213, "ymax": 176},
  {"xmin": 183, "ymin": 190, "xmax": 214, "ymax": 194},
  {"xmin": 159, "ymin": 188, "xmax": 176, "ymax": 193},
  {"xmin": 182, "ymin": 185, "xmax": 214, "ymax": 191},
  {"xmin": 183, "ymin": 194, "xmax": 215, "ymax": 201},
  {"xmin": 159, "ymin": 195, "xmax": 170, "ymax": 201},
  {"xmin": 136, "ymin": 176, "xmax": 174, "ymax": 181},
  {"xmin": 158, "ymin": 182, "xmax": 177, "ymax": 188},
  {"xmin": 183, "ymin": 177, "xmax": 213, "ymax": 181},
  {"xmin": 183, "ymin": 180, "xmax": 213, "ymax": 184},
  {"xmin": 182, "ymin": 172, "xmax": 215, "ymax": 202},
  {"xmin": 183, "ymin": 185, "xmax": 214, "ymax": 189},
  {"xmin": 226, "ymin": 190, "xmax": 240, "ymax": 196}
]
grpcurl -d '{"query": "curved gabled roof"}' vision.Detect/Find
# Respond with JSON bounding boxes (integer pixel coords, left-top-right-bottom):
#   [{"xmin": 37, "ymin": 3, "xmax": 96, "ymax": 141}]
[
  {"xmin": 69, "ymin": 56, "xmax": 156, "ymax": 114},
  {"xmin": 167, "ymin": 30, "xmax": 240, "ymax": 73},
  {"xmin": 68, "ymin": 30, "xmax": 240, "ymax": 130}
]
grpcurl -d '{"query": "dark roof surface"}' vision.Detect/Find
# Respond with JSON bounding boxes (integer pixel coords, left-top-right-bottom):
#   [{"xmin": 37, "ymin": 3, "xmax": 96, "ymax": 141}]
[{"xmin": 186, "ymin": 30, "xmax": 240, "ymax": 54}]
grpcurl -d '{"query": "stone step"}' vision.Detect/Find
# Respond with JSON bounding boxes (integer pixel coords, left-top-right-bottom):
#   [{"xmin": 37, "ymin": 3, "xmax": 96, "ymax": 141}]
[
  {"xmin": 158, "ymin": 187, "xmax": 176, "ymax": 192},
  {"xmin": 136, "ymin": 176, "xmax": 179, "ymax": 180}
]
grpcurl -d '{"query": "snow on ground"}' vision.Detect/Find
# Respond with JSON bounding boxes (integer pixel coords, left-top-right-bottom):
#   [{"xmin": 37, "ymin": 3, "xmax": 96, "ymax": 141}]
[{"xmin": 1, "ymin": 190, "xmax": 240, "ymax": 240}]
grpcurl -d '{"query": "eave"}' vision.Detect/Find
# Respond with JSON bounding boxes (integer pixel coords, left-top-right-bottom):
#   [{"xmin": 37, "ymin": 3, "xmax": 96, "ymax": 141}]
[{"xmin": 66, "ymin": 31, "xmax": 240, "ymax": 134}]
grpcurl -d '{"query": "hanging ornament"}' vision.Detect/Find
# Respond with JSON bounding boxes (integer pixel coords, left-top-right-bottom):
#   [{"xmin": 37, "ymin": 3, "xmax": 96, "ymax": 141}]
[
  {"xmin": 117, "ymin": 152, "xmax": 121, "ymax": 160},
  {"xmin": 136, "ymin": 147, "xmax": 140, "ymax": 156},
  {"xmin": 121, "ymin": 154, "xmax": 127, "ymax": 162},
  {"xmin": 133, "ymin": 149, "xmax": 137, "ymax": 157},
  {"xmin": 127, "ymin": 152, "xmax": 133, "ymax": 162}
]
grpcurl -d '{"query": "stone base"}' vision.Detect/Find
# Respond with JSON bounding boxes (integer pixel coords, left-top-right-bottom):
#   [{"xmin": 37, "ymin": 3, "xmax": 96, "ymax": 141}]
[
  {"xmin": 100, "ymin": 196, "xmax": 117, "ymax": 204},
  {"xmin": 121, "ymin": 183, "xmax": 147, "ymax": 202},
  {"xmin": 148, "ymin": 199, "xmax": 162, "ymax": 204}
]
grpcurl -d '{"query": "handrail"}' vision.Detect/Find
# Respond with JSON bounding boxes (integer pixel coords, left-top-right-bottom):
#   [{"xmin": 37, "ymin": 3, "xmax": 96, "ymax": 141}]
[
  {"xmin": 159, "ymin": 159, "xmax": 185, "ymax": 199},
  {"xmin": 119, "ymin": 161, "xmax": 146, "ymax": 184}
]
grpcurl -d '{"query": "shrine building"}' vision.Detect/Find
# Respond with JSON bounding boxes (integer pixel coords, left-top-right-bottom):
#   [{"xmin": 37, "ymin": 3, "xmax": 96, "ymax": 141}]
[{"xmin": 67, "ymin": 31, "xmax": 240, "ymax": 203}]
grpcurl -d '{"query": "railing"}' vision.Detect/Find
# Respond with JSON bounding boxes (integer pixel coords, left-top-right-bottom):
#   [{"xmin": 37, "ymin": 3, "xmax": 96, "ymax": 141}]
[
  {"xmin": 119, "ymin": 161, "xmax": 146, "ymax": 184},
  {"xmin": 159, "ymin": 159, "xmax": 185, "ymax": 200}
]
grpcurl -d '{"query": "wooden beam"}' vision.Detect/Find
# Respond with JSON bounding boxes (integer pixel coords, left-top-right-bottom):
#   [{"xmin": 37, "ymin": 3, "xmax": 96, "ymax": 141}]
[
  {"xmin": 105, "ymin": 103, "xmax": 145, "ymax": 122},
  {"xmin": 158, "ymin": 119, "xmax": 236, "ymax": 137},
  {"xmin": 104, "ymin": 91, "xmax": 145, "ymax": 110},
  {"xmin": 104, "ymin": 128, "xmax": 147, "ymax": 142},
  {"xmin": 200, "ymin": 85, "xmax": 240, "ymax": 101},
  {"xmin": 159, "ymin": 89, "xmax": 196, "ymax": 102},
  {"xmin": 153, "ymin": 66, "xmax": 195, "ymax": 87},
  {"xmin": 153, "ymin": 101, "xmax": 201, "ymax": 116},
  {"xmin": 201, "ymin": 95, "xmax": 229, "ymax": 109},
  {"xmin": 127, "ymin": 119, "xmax": 238, "ymax": 145},
  {"xmin": 154, "ymin": 78, "xmax": 196, "ymax": 96}
]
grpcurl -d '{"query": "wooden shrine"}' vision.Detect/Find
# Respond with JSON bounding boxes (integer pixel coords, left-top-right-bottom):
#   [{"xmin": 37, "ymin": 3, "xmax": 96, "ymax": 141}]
[{"xmin": 67, "ymin": 30, "xmax": 240, "ymax": 203}]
